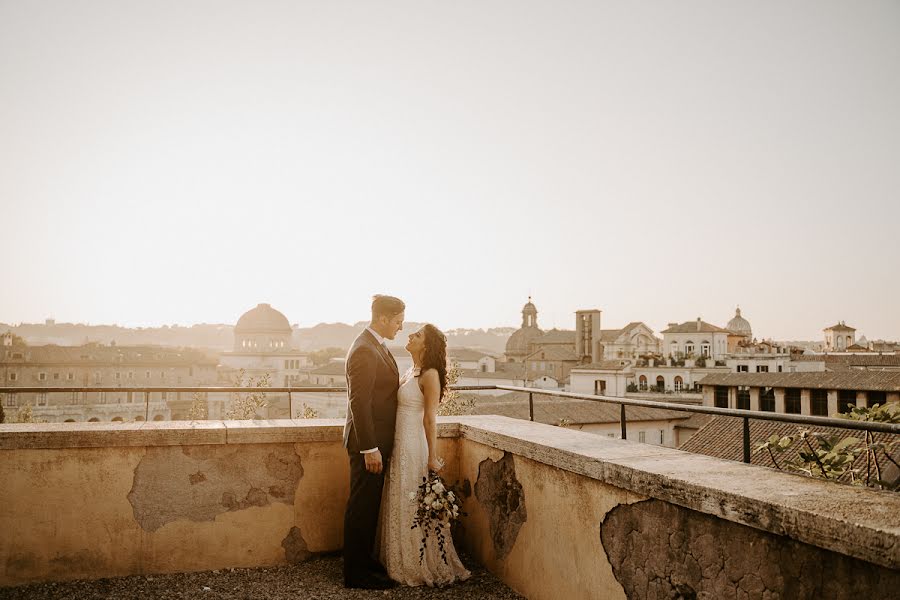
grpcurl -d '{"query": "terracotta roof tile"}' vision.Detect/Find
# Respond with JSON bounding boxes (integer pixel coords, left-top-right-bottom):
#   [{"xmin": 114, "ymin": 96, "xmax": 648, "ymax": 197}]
[
  {"xmin": 679, "ymin": 416, "xmax": 899, "ymax": 485},
  {"xmin": 697, "ymin": 371, "xmax": 900, "ymax": 392}
]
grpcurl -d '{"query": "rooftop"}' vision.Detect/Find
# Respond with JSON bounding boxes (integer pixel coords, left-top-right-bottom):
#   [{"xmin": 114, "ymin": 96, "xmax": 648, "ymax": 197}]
[
  {"xmin": 1, "ymin": 413, "xmax": 898, "ymax": 598},
  {"xmin": 697, "ymin": 370, "xmax": 900, "ymax": 392}
]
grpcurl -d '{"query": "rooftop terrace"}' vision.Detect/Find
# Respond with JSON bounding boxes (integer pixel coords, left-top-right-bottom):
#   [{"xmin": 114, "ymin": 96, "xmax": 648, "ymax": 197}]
[{"xmin": 1, "ymin": 414, "xmax": 898, "ymax": 599}]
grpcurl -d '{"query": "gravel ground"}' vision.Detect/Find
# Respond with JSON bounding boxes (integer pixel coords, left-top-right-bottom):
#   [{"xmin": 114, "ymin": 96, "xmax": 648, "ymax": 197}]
[{"xmin": 0, "ymin": 554, "xmax": 523, "ymax": 600}]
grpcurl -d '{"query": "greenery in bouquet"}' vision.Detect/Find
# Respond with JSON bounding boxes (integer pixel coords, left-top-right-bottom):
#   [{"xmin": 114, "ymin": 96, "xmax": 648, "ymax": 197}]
[{"xmin": 409, "ymin": 471, "xmax": 465, "ymax": 564}]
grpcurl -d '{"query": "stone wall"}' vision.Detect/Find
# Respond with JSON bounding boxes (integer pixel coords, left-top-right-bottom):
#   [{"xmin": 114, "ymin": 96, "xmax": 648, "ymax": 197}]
[
  {"xmin": 453, "ymin": 416, "xmax": 900, "ymax": 600},
  {"xmin": 0, "ymin": 419, "xmax": 458, "ymax": 586},
  {"xmin": 2, "ymin": 416, "xmax": 898, "ymax": 599}
]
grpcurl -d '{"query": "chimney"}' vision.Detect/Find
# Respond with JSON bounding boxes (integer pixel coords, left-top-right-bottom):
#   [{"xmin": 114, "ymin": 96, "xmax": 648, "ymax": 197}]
[
  {"xmin": 696, "ymin": 318, "xmax": 702, "ymax": 332},
  {"xmin": 667, "ymin": 323, "xmax": 678, "ymax": 329}
]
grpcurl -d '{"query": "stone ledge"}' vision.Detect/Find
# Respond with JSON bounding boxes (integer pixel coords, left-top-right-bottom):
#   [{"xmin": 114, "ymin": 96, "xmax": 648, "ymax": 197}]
[
  {"xmin": 0, "ymin": 418, "xmax": 462, "ymax": 449},
  {"xmin": 454, "ymin": 415, "xmax": 900, "ymax": 570}
]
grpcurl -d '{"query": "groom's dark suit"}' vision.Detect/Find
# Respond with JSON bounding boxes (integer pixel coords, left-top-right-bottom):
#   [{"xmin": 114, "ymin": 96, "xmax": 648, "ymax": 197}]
[{"xmin": 342, "ymin": 328, "xmax": 399, "ymax": 586}]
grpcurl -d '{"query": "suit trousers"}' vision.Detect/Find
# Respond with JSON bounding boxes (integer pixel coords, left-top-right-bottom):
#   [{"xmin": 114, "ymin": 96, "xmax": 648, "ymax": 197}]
[{"xmin": 343, "ymin": 451, "xmax": 389, "ymax": 582}]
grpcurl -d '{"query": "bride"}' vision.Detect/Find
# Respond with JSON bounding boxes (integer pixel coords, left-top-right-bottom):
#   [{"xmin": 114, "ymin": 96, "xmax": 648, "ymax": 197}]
[{"xmin": 376, "ymin": 323, "xmax": 471, "ymax": 586}]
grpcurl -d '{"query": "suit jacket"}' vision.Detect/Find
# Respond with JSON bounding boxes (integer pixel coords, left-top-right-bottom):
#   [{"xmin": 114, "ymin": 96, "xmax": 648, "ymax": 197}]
[{"xmin": 342, "ymin": 329, "xmax": 400, "ymax": 458}]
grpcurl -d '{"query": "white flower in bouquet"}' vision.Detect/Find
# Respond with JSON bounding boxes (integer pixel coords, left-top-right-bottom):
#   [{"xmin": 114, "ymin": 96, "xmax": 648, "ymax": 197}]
[{"xmin": 410, "ymin": 471, "xmax": 467, "ymax": 565}]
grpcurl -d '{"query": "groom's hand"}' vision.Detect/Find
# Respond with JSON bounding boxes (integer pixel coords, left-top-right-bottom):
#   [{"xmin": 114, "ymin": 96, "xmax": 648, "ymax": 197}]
[{"xmin": 364, "ymin": 450, "xmax": 384, "ymax": 474}]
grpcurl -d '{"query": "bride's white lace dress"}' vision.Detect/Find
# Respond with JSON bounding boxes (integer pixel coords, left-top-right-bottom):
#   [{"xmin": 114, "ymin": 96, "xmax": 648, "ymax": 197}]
[{"xmin": 376, "ymin": 368, "xmax": 471, "ymax": 587}]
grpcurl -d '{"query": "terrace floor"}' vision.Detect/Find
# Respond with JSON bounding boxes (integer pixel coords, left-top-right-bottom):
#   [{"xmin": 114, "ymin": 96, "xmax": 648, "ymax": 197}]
[{"xmin": 0, "ymin": 554, "xmax": 522, "ymax": 600}]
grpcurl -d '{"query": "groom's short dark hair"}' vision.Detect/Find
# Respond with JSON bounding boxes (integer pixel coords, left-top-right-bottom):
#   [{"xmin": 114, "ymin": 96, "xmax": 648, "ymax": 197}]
[{"xmin": 371, "ymin": 295, "xmax": 405, "ymax": 320}]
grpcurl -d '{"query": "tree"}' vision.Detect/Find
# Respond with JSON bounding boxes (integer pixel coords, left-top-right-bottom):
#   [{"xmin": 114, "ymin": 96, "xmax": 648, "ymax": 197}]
[
  {"xmin": 755, "ymin": 403, "xmax": 900, "ymax": 491},
  {"xmin": 297, "ymin": 403, "xmax": 319, "ymax": 419},
  {"xmin": 437, "ymin": 362, "xmax": 476, "ymax": 417},
  {"xmin": 224, "ymin": 369, "xmax": 271, "ymax": 419},
  {"xmin": 309, "ymin": 347, "xmax": 345, "ymax": 367},
  {"xmin": 188, "ymin": 391, "xmax": 209, "ymax": 421}
]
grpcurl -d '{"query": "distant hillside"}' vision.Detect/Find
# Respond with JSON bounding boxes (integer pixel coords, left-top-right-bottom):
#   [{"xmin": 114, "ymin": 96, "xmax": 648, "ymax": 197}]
[{"xmin": 2, "ymin": 321, "xmax": 514, "ymax": 355}]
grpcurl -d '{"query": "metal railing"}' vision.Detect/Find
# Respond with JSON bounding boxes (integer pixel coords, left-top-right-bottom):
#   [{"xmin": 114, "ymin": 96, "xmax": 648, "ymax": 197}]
[{"xmin": 1, "ymin": 385, "xmax": 897, "ymax": 464}]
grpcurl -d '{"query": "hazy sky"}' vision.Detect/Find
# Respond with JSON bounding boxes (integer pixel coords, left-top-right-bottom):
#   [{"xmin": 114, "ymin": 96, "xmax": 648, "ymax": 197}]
[{"xmin": 2, "ymin": 1, "xmax": 899, "ymax": 340}]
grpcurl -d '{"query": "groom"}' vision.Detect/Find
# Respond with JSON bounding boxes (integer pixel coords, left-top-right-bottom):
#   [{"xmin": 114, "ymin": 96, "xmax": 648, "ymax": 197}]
[{"xmin": 342, "ymin": 294, "xmax": 404, "ymax": 589}]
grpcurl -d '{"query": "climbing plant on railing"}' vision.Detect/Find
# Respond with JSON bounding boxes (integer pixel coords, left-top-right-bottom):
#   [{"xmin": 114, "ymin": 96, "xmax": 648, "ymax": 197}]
[{"xmin": 755, "ymin": 402, "xmax": 900, "ymax": 491}]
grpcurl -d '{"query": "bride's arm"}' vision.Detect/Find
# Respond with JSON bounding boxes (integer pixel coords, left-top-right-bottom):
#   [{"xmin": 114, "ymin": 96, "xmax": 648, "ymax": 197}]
[{"xmin": 421, "ymin": 368, "xmax": 443, "ymax": 472}]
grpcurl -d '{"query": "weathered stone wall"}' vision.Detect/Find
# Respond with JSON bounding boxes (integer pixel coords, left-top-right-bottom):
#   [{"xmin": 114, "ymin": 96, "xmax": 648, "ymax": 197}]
[
  {"xmin": 453, "ymin": 416, "xmax": 900, "ymax": 600},
  {"xmin": 602, "ymin": 499, "xmax": 900, "ymax": 600},
  {"xmin": 0, "ymin": 420, "xmax": 459, "ymax": 586}
]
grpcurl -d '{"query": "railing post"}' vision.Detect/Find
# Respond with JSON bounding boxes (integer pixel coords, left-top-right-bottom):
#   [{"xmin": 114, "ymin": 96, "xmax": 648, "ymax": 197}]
[
  {"xmin": 145, "ymin": 391, "xmax": 149, "ymax": 422},
  {"xmin": 620, "ymin": 404, "xmax": 627, "ymax": 440},
  {"xmin": 743, "ymin": 417, "xmax": 751, "ymax": 463},
  {"xmin": 528, "ymin": 393, "xmax": 534, "ymax": 422},
  {"xmin": 288, "ymin": 389, "xmax": 293, "ymax": 419}
]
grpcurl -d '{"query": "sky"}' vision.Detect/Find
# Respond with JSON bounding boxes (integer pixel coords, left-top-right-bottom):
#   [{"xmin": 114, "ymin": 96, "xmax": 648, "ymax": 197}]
[{"xmin": 2, "ymin": 1, "xmax": 899, "ymax": 340}]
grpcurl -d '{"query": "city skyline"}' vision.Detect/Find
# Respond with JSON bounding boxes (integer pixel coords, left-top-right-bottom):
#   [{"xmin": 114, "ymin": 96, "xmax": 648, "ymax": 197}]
[{"xmin": 3, "ymin": 1, "xmax": 899, "ymax": 340}]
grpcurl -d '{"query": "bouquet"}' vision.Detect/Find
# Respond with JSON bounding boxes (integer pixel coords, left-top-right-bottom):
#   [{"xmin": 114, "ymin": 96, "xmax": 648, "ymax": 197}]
[{"xmin": 409, "ymin": 471, "xmax": 464, "ymax": 564}]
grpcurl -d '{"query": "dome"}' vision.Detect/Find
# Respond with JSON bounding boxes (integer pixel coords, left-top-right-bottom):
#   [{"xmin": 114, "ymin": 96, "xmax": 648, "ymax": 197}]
[
  {"xmin": 505, "ymin": 326, "xmax": 543, "ymax": 357},
  {"xmin": 235, "ymin": 303, "xmax": 292, "ymax": 334},
  {"xmin": 727, "ymin": 307, "xmax": 752, "ymax": 337}
]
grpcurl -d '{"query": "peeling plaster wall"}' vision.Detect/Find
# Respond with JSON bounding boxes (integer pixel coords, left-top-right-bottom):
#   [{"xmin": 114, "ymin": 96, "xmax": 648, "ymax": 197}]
[
  {"xmin": 0, "ymin": 431, "xmax": 459, "ymax": 587},
  {"xmin": 459, "ymin": 439, "xmax": 646, "ymax": 600},
  {"xmin": 601, "ymin": 499, "xmax": 900, "ymax": 600}
]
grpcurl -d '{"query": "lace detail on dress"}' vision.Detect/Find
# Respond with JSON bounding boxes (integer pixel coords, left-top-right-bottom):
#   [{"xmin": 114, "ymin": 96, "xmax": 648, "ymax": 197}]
[{"xmin": 376, "ymin": 374, "xmax": 470, "ymax": 587}]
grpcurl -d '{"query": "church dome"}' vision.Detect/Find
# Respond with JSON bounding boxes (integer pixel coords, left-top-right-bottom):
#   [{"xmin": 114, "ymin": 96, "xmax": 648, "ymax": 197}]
[
  {"xmin": 235, "ymin": 303, "xmax": 292, "ymax": 334},
  {"xmin": 727, "ymin": 307, "xmax": 752, "ymax": 337},
  {"xmin": 505, "ymin": 326, "xmax": 543, "ymax": 357}
]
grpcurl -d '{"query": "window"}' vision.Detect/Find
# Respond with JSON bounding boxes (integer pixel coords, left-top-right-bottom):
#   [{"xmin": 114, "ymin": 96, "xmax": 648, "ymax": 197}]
[
  {"xmin": 737, "ymin": 387, "xmax": 750, "ymax": 410},
  {"xmin": 639, "ymin": 375, "xmax": 647, "ymax": 391},
  {"xmin": 838, "ymin": 390, "xmax": 857, "ymax": 413},
  {"xmin": 685, "ymin": 342, "xmax": 695, "ymax": 355},
  {"xmin": 701, "ymin": 343, "xmax": 711, "ymax": 358},
  {"xmin": 674, "ymin": 376, "xmax": 683, "ymax": 392},
  {"xmin": 39, "ymin": 372, "xmax": 47, "ymax": 381},
  {"xmin": 760, "ymin": 388, "xmax": 775, "ymax": 412},
  {"xmin": 656, "ymin": 376, "xmax": 665, "ymax": 392},
  {"xmin": 811, "ymin": 390, "xmax": 828, "ymax": 416},
  {"xmin": 67, "ymin": 372, "xmax": 74, "ymax": 381},
  {"xmin": 737, "ymin": 365, "xmax": 749, "ymax": 373},
  {"xmin": 756, "ymin": 365, "xmax": 768, "ymax": 373},
  {"xmin": 777, "ymin": 365, "xmax": 783, "ymax": 373},
  {"xmin": 638, "ymin": 431, "xmax": 646, "ymax": 443},
  {"xmin": 37, "ymin": 393, "xmax": 48, "ymax": 406},
  {"xmin": 867, "ymin": 391, "xmax": 887, "ymax": 408},
  {"xmin": 146, "ymin": 371, "xmax": 152, "ymax": 379},
  {"xmin": 8, "ymin": 373, "xmax": 17, "ymax": 382},
  {"xmin": 161, "ymin": 392, "xmax": 168, "ymax": 401},
  {"xmin": 94, "ymin": 371, "xmax": 102, "ymax": 384},
  {"xmin": 659, "ymin": 430, "xmax": 665, "ymax": 444},
  {"xmin": 99, "ymin": 392, "xmax": 107, "ymax": 404},
  {"xmin": 53, "ymin": 372, "xmax": 60, "ymax": 380},
  {"xmin": 127, "ymin": 371, "xmax": 134, "ymax": 379},
  {"xmin": 115, "ymin": 372, "xmax": 121, "ymax": 380},
  {"xmin": 160, "ymin": 372, "xmax": 166, "ymax": 379},
  {"xmin": 785, "ymin": 389, "xmax": 801, "ymax": 414},
  {"xmin": 284, "ymin": 360, "xmax": 290, "ymax": 369},
  {"xmin": 714, "ymin": 386, "xmax": 729, "ymax": 408}
]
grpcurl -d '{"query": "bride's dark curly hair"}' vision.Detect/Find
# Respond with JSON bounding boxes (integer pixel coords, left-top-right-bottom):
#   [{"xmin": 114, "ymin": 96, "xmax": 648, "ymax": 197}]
[{"xmin": 418, "ymin": 323, "xmax": 448, "ymax": 399}]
